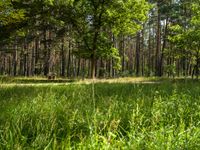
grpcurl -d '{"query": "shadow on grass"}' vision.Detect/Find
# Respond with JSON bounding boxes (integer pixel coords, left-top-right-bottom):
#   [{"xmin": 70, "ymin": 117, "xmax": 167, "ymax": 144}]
[{"xmin": 0, "ymin": 76, "xmax": 77, "ymax": 84}]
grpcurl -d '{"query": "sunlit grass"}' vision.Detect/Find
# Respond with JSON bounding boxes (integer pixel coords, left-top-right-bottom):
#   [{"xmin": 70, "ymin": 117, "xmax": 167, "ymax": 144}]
[
  {"xmin": 0, "ymin": 76, "xmax": 196, "ymax": 85},
  {"xmin": 0, "ymin": 79, "xmax": 200, "ymax": 149}
]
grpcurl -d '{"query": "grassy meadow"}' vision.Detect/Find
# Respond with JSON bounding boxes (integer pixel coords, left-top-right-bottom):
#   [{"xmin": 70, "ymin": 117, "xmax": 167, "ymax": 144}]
[{"xmin": 0, "ymin": 77, "xmax": 200, "ymax": 149}]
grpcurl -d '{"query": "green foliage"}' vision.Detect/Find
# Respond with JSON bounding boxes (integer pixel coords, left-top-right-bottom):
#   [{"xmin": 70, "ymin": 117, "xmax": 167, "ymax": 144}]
[
  {"xmin": 107, "ymin": 0, "xmax": 149, "ymax": 35},
  {"xmin": 62, "ymin": 0, "xmax": 150, "ymax": 62},
  {"xmin": 0, "ymin": 0, "xmax": 25, "ymax": 25},
  {"xmin": 1, "ymin": 0, "xmax": 150, "ymax": 74},
  {"xmin": 168, "ymin": 0, "xmax": 200, "ymax": 74}
]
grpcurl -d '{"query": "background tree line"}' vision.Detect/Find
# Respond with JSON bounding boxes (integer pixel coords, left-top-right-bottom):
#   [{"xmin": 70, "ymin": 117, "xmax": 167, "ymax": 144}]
[{"xmin": 0, "ymin": 0, "xmax": 199, "ymax": 79}]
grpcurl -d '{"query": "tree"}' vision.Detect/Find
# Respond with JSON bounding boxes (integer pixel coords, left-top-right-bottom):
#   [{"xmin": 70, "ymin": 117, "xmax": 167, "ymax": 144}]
[
  {"xmin": 0, "ymin": 0, "xmax": 25, "ymax": 41},
  {"xmin": 168, "ymin": 1, "xmax": 200, "ymax": 79},
  {"xmin": 59, "ymin": 0, "xmax": 150, "ymax": 78}
]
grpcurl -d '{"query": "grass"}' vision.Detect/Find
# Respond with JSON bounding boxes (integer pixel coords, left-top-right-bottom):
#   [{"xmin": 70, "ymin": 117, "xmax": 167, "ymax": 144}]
[
  {"xmin": 0, "ymin": 77, "xmax": 200, "ymax": 149},
  {"xmin": 0, "ymin": 76, "xmax": 77, "ymax": 84}
]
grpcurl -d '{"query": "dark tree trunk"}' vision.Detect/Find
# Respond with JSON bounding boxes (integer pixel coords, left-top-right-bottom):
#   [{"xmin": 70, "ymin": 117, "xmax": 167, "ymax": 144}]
[
  {"xmin": 91, "ymin": 53, "xmax": 96, "ymax": 79},
  {"xmin": 13, "ymin": 44, "xmax": 17, "ymax": 76},
  {"xmin": 61, "ymin": 38, "xmax": 66, "ymax": 77},
  {"xmin": 141, "ymin": 28, "xmax": 144, "ymax": 76},
  {"xmin": 31, "ymin": 42, "xmax": 35, "ymax": 76},
  {"xmin": 24, "ymin": 54, "xmax": 27, "ymax": 76},
  {"xmin": 159, "ymin": 17, "xmax": 169, "ymax": 77},
  {"xmin": 135, "ymin": 31, "xmax": 141, "ymax": 76},
  {"xmin": 121, "ymin": 36, "xmax": 125, "ymax": 73},
  {"xmin": 77, "ymin": 58, "xmax": 81, "ymax": 77},
  {"xmin": 43, "ymin": 31, "xmax": 48, "ymax": 76},
  {"xmin": 148, "ymin": 21, "xmax": 151, "ymax": 76},
  {"xmin": 35, "ymin": 37, "xmax": 40, "ymax": 75},
  {"xmin": 67, "ymin": 40, "xmax": 71, "ymax": 78},
  {"xmin": 8, "ymin": 56, "xmax": 11, "ymax": 76},
  {"xmin": 195, "ymin": 52, "xmax": 199, "ymax": 79},
  {"xmin": 155, "ymin": 1, "xmax": 161, "ymax": 76}
]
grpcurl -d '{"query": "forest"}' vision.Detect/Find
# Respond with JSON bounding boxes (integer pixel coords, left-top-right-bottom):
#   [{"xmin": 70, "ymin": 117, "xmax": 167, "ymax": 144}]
[
  {"xmin": 0, "ymin": 0, "xmax": 199, "ymax": 79},
  {"xmin": 0, "ymin": 0, "xmax": 200, "ymax": 149}
]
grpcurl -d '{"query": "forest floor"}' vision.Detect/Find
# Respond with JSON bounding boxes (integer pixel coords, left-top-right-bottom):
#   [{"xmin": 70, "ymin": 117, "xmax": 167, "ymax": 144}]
[
  {"xmin": 0, "ymin": 76, "xmax": 200, "ymax": 149},
  {"xmin": 0, "ymin": 76, "xmax": 196, "ymax": 86}
]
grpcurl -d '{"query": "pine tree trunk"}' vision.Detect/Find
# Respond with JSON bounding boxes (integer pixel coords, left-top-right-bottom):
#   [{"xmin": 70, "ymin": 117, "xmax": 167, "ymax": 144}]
[
  {"xmin": 148, "ymin": 20, "xmax": 151, "ymax": 76},
  {"xmin": 141, "ymin": 28, "xmax": 144, "ymax": 76},
  {"xmin": 67, "ymin": 40, "xmax": 71, "ymax": 78},
  {"xmin": 31, "ymin": 41, "xmax": 35, "ymax": 76},
  {"xmin": 91, "ymin": 53, "xmax": 96, "ymax": 79},
  {"xmin": 155, "ymin": 1, "xmax": 161, "ymax": 76},
  {"xmin": 121, "ymin": 36, "xmax": 125, "ymax": 73},
  {"xmin": 13, "ymin": 44, "xmax": 17, "ymax": 76},
  {"xmin": 195, "ymin": 52, "xmax": 199, "ymax": 79},
  {"xmin": 35, "ymin": 37, "xmax": 40, "ymax": 75},
  {"xmin": 159, "ymin": 17, "xmax": 169, "ymax": 77},
  {"xmin": 77, "ymin": 58, "xmax": 81, "ymax": 77},
  {"xmin": 136, "ymin": 31, "xmax": 140, "ymax": 76},
  {"xmin": 61, "ymin": 37, "xmax": 66, "ymax": 77},
  {"xmin": 44, "ymin": 30, "xmax": 49, "ymax": 76}
]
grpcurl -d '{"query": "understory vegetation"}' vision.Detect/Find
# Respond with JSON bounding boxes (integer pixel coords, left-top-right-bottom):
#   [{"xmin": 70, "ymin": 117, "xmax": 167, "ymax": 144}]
[{"xmin": 0, "ymin": 79, "xmax": 200, "ymax": 149}]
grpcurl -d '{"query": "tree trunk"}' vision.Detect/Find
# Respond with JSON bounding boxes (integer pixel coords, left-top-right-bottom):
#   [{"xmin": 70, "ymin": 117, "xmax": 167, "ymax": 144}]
[
  {"xmin": 67, "ymin": 40, "xmax": 71, "ymax": 78},
  {"xmin": 159, "ymin": 17, "xmax": 169, "ymax": 77},
  {"xmin": 148, "ymin": 20, "xmax": 151, "ymax": 76},
  {"xmin": 91, "ymin": 53, "xmax": 96, "ymax": 79},
  {"xmin": 195, "ymin": 52, "xmax": 199, "ymax": 79},
  {"xmin": 135, "ymin": 31, "xmax": 141, "ymax": 76},
  {"xmin": 121, "ymin": 36, "xmax": 125, "ymax": 73},
  {"xmin": 141, "ymin": 28, "xmax": 144, "ymax": 76},
  {"xmin": 155, "ymin": 1, "xmax": 161, "ymax": 76},
  {"xmin": 31, "ymin": 41, "xmax": 35, "ymax": 76},
  {"xmin": 43, "ymin": 30, "xmax": 49, "ymax": 76},
  {"xmin": 13, "ymin": 44, "xmax": 17, "ymax": 76},
  {"xmin": 35, "ymin": 37, "xmax": 40, "ymax": 75},
  {"xmin": 61, "ymin": 37, "xmax": 66, "ymax": 77},
  {"xmin": 77, "ymin": 58, "xmax": 81, "ymax": 77}
]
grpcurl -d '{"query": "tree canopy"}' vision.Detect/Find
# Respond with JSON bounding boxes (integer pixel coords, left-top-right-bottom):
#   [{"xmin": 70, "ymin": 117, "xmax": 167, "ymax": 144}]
[{"xmin": 0, "ymin": 0, "xmax": 199, "ymax": 79}]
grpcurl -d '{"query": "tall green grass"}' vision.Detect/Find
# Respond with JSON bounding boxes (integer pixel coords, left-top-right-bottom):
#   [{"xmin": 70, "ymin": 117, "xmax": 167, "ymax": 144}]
[{"xmin": 0, "ymin": 81, "xmax": 200, "ymax": 149}]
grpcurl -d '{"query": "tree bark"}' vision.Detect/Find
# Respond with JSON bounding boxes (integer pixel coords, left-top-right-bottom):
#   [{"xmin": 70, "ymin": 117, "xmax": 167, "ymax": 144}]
[
  {"xmin": 43, "ymin": 29, "xmax": 49, "ymax": 76},
  {"xmin": 159, "ymin": 17, "xmax": 169, "ymax": 77},
  {"xmin": 155, "ymin": 1, "xmax": 161, "ymax": 76},
  {"xmin": 67, "ymin": 40, "xmax": 71, "ymax": 78},
  {"xmin": 61, "ymin": 37, "xmax": 66, "ymax": 77},
  {"xmin": 136, "ymin": 31, "xmax": 141, "ymax": 76},
  {"xmin": 91, "ymin": 53, "xmax": 96, "ymax": 79},
  {"xmin": 148, "ymin": 20, "xmax": 151, "ymax": 76},
  {"xmin": 13, "ymin": 44, "xmax": 17, "ymax": 76}
]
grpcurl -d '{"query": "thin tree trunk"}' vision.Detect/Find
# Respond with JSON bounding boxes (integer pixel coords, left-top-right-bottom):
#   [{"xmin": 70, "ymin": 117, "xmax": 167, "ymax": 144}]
[
  {"xmin": 121, "ymin": 36, "xmax": 125, "ymax": 73},
  {"xmin": 61, "ymin": 37, "xmax": 66, "ymax": 77},
  {"xmin": 155, "ymin": 1, "xmax": 161, "ymax": 76},
  {"xmin": 136, "ymin": 31, "xmax": 141, "ymax": 76},
  {"xmin": 67, "ymin": 40, "xmax": 71, "ymax": 78},
  {"xmin": 31, "ymin": 41, "xmax": 35, "ymax": 76},
  {"xmin": 141, "ymin": 28, "xmax": 144, "ymax": 76},
  {"xmin": 35, "ymin": 37, "xmax": 40, "ymax": 75},
  {"xmin": 77, "ymin": 58, "xmax": 81, "ymax": 77},
  {"xmin": 148, "ymin": 20, "xmax": 151, "ymax": 76},
  {"xmin": 195, "ymin": 52, "xmax": 199, "ymax": 79},
  {"xmin": 44, "ymin": 29, "xmax": 49, "ymax": 76},
  {"xmin": 159, "ymin": 17, "xmax": 169, "ymax": 76},
  {"xmin": 91, "ymin": 53, "xmax": 96, "ymax": 79},
  {"xmin": 13, "ymin": 44, "xmax": 17, "ymax": 76},
  {"xmin": 8, "ymin": 56, "xmax": 11, "ymax": 76}
]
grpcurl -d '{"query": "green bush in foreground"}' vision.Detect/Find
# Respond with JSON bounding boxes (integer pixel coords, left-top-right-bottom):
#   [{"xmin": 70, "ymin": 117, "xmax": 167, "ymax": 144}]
[{"xmin": 0, "ymin": 81, "xmax": 200, "ymax": 149}]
